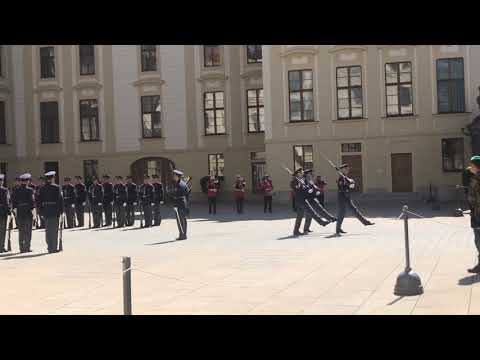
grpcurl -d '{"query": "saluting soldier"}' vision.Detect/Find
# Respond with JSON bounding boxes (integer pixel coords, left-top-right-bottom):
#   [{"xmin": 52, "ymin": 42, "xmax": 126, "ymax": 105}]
[
  {"xmin": 151, "ymin": 174, "xmax": 164, "ymax": 226},
  {"xmin": 0, "ymin": 174, "xmax": 11, "ymax": 252},
  {"xmin": 139, "ymin": 175, "xmax": 154, "ymax": 227},
  {"xmin": 113, "ymin": 176, "xmax": 127, "ymax": 228},
  {"xmin": 125, "ymin": 176, "xmax": 138, "ymax": 227},
  {"xmin": 74, "ymin": 176, "xmax": 87, "ymax": 227},
  {"xmin": 335, "ymin": 164, "xmax": 374, "ymax": 236},
  {"xmin": 88, "ymin": 176, "xmax": 104, "ymax": 228},
  {"xmin": 11, "ymin": 174, "xmax": 35, "ymax": 252},
  {"xmin": 169, "ymin": 169, "xmax": 189, "ymax": 240},
  {"xmin": 102, "ymin": 175, "xmax": 114, "ymax": 227},
  {"xmin": 38, "ymin": 171, "xmax": 64, "ymax": 253},
  {"xmin": 62, "ymin": 177, "xmax": 76, "ymax": 229}
]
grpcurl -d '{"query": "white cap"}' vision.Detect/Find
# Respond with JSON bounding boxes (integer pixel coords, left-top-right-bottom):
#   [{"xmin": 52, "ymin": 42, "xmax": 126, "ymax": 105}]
[
  {"xmin": 0, "ymin": 174, "xmax": 4, "ymax": 180},
  {"xmin": 173, "ymin": 169, "xmax": 184, "ymax": 176},
  {"xmin": 19, "ymin": 173, "xmax": 31, "ymax": 181},
  {"xmin": 45, "ymin": 171, "xmax": 56, "ymax": 177}
]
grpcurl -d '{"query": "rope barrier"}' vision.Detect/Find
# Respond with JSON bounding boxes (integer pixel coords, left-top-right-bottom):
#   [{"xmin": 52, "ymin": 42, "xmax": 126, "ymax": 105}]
[
  {"xmin": 396, "ymin": 208, "xmax": 473, "ymax": 230},
  {"xmin": 123, "ymin": 266, "xmax": 207, "ymax": 286}
]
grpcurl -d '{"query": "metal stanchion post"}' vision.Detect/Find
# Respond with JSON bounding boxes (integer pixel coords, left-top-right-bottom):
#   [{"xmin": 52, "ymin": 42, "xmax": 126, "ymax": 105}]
[
  {"xmin": 394, "ymin": 205, "xmax": 424, "ymax": 296},
  {"xmin": 122, "ymin": 257, "xmax": 132, "ymax": 315}
]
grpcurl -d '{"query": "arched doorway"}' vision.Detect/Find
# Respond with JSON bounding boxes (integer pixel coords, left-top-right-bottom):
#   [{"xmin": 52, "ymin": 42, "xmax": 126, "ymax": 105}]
[{"xmin": 130, "ymin": 157, "xmax": 176, "ymax": 186}]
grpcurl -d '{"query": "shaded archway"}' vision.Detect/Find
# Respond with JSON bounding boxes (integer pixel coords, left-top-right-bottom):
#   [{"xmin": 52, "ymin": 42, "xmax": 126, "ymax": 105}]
[{"xmin": 130, "ymin": 157, "xmax": 176, "ymax": 186}]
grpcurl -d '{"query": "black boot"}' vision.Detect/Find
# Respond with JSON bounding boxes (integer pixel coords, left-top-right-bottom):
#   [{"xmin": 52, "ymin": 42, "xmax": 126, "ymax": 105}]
[
  {"xmin": 365, "ymin": 221, "xmax": 375, "ymax": 226},
  {"xmin": 468, "ymin": 257, "xmax": 480, "ymax": 274}
]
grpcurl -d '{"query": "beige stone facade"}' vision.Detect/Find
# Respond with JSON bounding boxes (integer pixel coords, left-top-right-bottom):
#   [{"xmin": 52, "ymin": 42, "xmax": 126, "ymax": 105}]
[{"xmin": 0, "ymin": 45, "xmax": 478, "ymax": 202}]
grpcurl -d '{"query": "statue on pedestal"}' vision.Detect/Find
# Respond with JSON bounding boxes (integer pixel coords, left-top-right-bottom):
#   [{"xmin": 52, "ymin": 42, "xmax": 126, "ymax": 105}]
[{"xmin": 463, "ymin": 86, "xmax": 480, "ymax": 156}]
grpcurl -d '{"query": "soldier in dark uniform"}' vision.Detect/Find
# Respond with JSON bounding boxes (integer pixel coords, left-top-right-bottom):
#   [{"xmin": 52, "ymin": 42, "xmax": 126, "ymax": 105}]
[
  {"xmin": 113, "ymin": 176, "xmax": 127, "ymax": 228},
  {"xmin": 151, "ymin": 174, "xmax": 164, "ymax": 226},
  {"xmin": 35, "ymin": 176, "xmax": 46, "ymax": 229},
  {"xmin": 38, "ymin": 171, "xmax": 64, "ymax": 253},
  {"xmin": 11, "ymin": 177, "xmax": 20, "ymax": 229},
  {"xmin": 74, "ymin": 176, "xmax": 87, "ymax": 227},
  {"xmin": 466, "ymin": 156, "xmax": 480, "ymax": 273},
  {"xmin": 102, "ymin": 175, "xmax": 114, "ymax": 227},
  {"xmin": 27, "ymin": 177, "xmax": 38, "ymax": 230},
  {"xmin": 62, "ymin": 177, "xmax": 76, "ymax": 229},
  {"xmin": 88, "ymin": 176, "xmax": 104, "ymax": 228},
  {"xmin": 0, "ymin": 174, "xmax": 11, "ymax": 252},
  {"xmin": 335, "ymin": 164, "xmax": 374, "ymax": 236},
  {"xmin": 169, "ymin": 169, "xmax": 189, "ymax": 240},
  {"xmin": 314, "ymin": 175, "xmax": 327, "ymax": 206},
  {"xmin": 11, "ymin": 174, "xmax": 35, "ymax": 253},
  {"xmin": 289, "ymin": 175, "xmax": 297, "ymax": 212},
  {"xmin": 125, "ymin": 176, "xmax": 138, "ymax": 227},
  {"xmin": 139, "ymin": 175, "xmax": 154, "ymax": 228}
]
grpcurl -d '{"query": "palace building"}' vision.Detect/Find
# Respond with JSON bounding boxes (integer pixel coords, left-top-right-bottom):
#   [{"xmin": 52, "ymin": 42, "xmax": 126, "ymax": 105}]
[{"xmin": 0, "ymin": 45, "xmax": 478, "ymax": 202}]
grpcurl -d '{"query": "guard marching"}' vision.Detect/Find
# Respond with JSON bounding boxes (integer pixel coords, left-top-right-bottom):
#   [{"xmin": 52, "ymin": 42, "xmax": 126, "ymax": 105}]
[
  {"xmin": 38, "ymin": 171, "xmax": 64, "ymax": 253},
  {"xmin": 74, "ymin": 176, "xmax": 87, "ymax": 227},
  {"xmin": 62, "ymin": 177, "xmax": 76, "ymax": 229},
  {"xmin": 102, "ymin": 175, "xmax": 114, "ymax": 227},
  {"xmin": 125, "ymin": 176, "xmax": 138, "ymax": 227},
  {"xmin": 11, "ymin": 174, "xmax": 35, "ymax": 253},
  {"xmin": 335, "ymin": 163, "xmax": 374, "ymax": 236},
  {"xmin": 113, "ymin": 176, "xmax": 127, "ymax": 228},
  {"xmin": 170, "ymin": 169, "xmax": 189, "ymax": 240},
  {"xmin": 88, "ymin": 177, "xmax": 104, "ymax": 228},
  {"xmin": 151, "ymin": 174, "xmax": 164, "ymax": 226},
  {"xmin": 0, "ymin": 174, "xmax": 11, "ymax": 252},
  {"xmin": 139, "ymin": 175, "xmax": 154, "ymax": 228}
]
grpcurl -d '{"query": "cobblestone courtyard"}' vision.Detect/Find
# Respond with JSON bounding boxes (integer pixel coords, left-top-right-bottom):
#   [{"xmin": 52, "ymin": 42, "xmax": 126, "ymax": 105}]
[{"xmin": 1, "ymin": 201, "xmax": 479, "ymax": 315}]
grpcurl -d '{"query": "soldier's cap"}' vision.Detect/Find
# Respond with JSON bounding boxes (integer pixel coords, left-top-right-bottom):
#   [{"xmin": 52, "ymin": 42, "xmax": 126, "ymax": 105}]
[
  {"xmin": 115, "ymin": 175, "xmax": 123, "ymax": 179},
  {"xmin": 0, "ymin": 174, "xmax": 4, "ymax": 180},
  {"xmin": 19, "ymin": 173, "xmax": 31, "ymax": 181},
  {"xmin": 44, "ymin": 171, "xmax": 56, "ymax": 178},
  {"xmin": 64, "ymin": 177, "xmax": 71, "ymax": 181},
  {"xmin": 152, "ymin": 174, "xmax": 159, "ymax": 179},
  {"xmin": 294, "ymin": 168, "xmax": 303, "ymax": 175},
  {"xmin": 338, "ymin": 164, "xmax": 349, "ymax": 169},
  {"xmin": 74, "ymin": 175, "xmax": 82, "ymax": 180},
  {"xmin": 173, "ymin": 169, "xmax": 184, "ymax": 176},
  {"xmin": 471, "ymin": 156, "xmax": 480, "ymax": 162},
  {"xmin": 102, "ymin": 174, "xmax": 110, "ymax": 179}
]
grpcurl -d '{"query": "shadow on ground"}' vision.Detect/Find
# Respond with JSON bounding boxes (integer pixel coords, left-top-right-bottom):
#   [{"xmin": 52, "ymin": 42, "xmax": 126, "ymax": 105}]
[
  {"xmin": 458, "ymin": 274, "xmax": 480, "ymax": 285},
  {"xmin": 2, "ymin": 252, "xmax": 51, "ymax": 260}
]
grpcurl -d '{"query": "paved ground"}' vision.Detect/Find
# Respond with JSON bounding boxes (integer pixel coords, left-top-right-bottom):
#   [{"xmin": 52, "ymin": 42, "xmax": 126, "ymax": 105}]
[{"xmin": 1, "ymin": 200, "xmax": 479, "ymax": 315}]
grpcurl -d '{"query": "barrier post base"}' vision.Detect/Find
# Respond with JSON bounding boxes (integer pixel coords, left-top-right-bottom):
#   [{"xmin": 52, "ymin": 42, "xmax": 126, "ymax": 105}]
[{"xmin": 394, "ymin": 270, "xmax": 423, "ymax": 296}]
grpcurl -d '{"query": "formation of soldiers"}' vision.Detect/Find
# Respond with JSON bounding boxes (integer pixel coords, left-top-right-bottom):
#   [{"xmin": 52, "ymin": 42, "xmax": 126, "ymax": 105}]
[{"xmin": 0, "ymin": 168, "xmax": 192, "ymax": 255}]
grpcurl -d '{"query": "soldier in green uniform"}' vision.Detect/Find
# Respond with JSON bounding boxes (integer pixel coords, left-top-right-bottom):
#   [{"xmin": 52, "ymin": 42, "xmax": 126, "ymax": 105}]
[
  {"xmin": 466, "ymin": 156, "xmax": 480, "ymax": 273},
  {"xmin": 38, "ymin": 171, "xmax": 64, "ymax": 253}
]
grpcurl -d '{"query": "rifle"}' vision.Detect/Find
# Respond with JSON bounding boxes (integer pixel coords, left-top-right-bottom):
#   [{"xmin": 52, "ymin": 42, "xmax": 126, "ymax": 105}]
[
  {"xmin": 58, "ymin": 212, "xmax": 64, "ymax": 252},
  {"xmin": 7, "ymin": 214, "xmax": 13, "ymax": 252},
  {"xmin": 280, "ymin": 163, "xmax": 309, "ymax": 190},
  {"xmin": 319, "ymin": 152, "xmax": 351, "ymax": 181}
]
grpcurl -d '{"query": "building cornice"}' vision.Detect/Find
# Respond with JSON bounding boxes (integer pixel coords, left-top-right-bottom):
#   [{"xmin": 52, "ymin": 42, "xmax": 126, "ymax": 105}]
[
  {"xmin": 280, "ymin": 46, "xmax": 318, "ymax": 57},
  {"xmin": 197, "ymin": 72, "xmax": 229, "ymax": 82},
  {"xmin": 328, "ymin": 45, "xmax": 368, "ymax": 54},
  {"xmin": 73, "ymin": 80, "xmax": 104, "ymax": 90},
  {"xmin": 240, "ymin": 68, "xmax": 262, "ymax": 79},
  {"xmin": 132, "ymin": 76, "xmax": 165, "ymax": 87},
  {"xmin": 33, "ymin": 84, "xmax": 63, "ymax": 93}
]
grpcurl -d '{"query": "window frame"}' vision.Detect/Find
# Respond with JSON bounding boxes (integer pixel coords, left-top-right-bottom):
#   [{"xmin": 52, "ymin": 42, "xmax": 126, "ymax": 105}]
[
  {"xmin": 336, "ymin": 65, "xmax": 363, "ymax": 120},
  {"xmin": 83, "ymin": 159, "xmax": 99, "ymax": 188},
  {"xmin": 208, "ymin": 153, "xmax": 225, "ymax": 177},
  {"xmin": 384, "ymin": 61, "xmax": 414, "ymax": 117},
  {"xmin": 140, "ymin": 45, "xmax": 157, "ymax": 72},
  {"xmin": 40, "ymin": 46, "xmax": 55, "ymax": 79},
  {"xmin": 293, "ymin": 145, "xmax": 314, "ymax": 172},
  {"xmin": 141, "ymin": 95, "xmax": 162, "ymax": 139},
  {"xmin": 40, "ymin": 101, "xmax": 60, "ymax": 144},
  {"xmin": 246, "ymin": 45, "xmax": 262, "ymax": 64},
  {"xmin": 441, "ymin": 138, "xmax": 464, "ymax": 173},
  {"xmin": 288, "ymin": 69, "xmax": 314, "ymax": 123},
  {"xmin": 79, "ymin": 45, "xmax": 95, "ymax": 76},
  {"xmin": 436, "ymin": 57, "xmax": 465, "ymax": 114},
  {"xmin": 246, "ymin": 88, "xmax": 265, "ymax": 133},
  {"xmin": 203, "ymin": 45, "xmax": 221, "ymax": 67},
  {"xmin": 0, "ymin": 101, "xmax": 5, "ymax": 144},
  {"xmin": 79, "ymin": 99, "xmax": 100, "ymax": 142},
  {"xmin": 203, "ymin": 91, "xmax": 226, "ymax": 136}
]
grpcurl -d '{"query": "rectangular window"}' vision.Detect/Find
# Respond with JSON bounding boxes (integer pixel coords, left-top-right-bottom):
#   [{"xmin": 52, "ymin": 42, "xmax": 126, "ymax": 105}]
[
  {"xmin": 336, "ymin": 65, "xmax": 363, "ymax": 119},
  {"xmin": 204, "ymin": 91, "xmax": 226, "ymax": 135},
  {"xmin": 341, "ymin": 143, "xmax": 362, "ymax": 153},
  {"xmin": 40, "ymin": 46, "xmax": 55, "ymax": 79},
  {"xmin": 79, "ymin": 45, "xmax": 95, "ymax": 76},
  {"xmin": 293, "ymin": 145, "xmax": 313, "ymax": 171},
  {"xmin": 385, "ymin": 62, "xmax": 413, "ymax": 116},
  {"xmin": 204, "ymin": 45, "xmax": 221, "ymax": 67},
  {"xmin": 79, "ymin": 99, "xmax": 99, "ymax": 142},
  {"xmin": 141, "ymin": 45, "xmax": 157, "ymax": 72},
  {"xmin": 437, "ymin": 58, "xmax": 465, "ymax": 114},
  {"xmin": 40, "ymin": 102, "xmax": 59, "ymax": 144},
  {"xmin": 247, "ymin": 89, "xmax": 265, "ymax": 132},
  {"xmin": 442, "ymin": 138, "xmax": 464, "ymax": 172},
  {"xmin": 289, "ymin": 70, "xmax": 314, "ymax": 122},
  {"xmin": 141, "ymin": 95, "xmax": 161, "ymax": 138},
  {"xmin": 246, "ymin": 45, "xmax": 262, "ymax": 63},
  {"xmin": 208, "ymin": 154, "xmax": 225, "ymax": 177},
  {"xmin": 0, "ymin": 101, "xmax": 5, "ymax": 144},
  {"xmin": 83, "ymin": 160, "xmax": 98, "ymax": 187}
]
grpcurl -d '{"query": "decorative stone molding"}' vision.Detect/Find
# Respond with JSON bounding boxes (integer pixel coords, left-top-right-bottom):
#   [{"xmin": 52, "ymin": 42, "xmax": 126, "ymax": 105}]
[
  {"xmin": 196, "ymin": 72, "xmax": 229, "ymax": 82},
  {"xmin": 328, "ymin": 45, "xmax": 367, "ymax": 54},
  {"xmin": 240, "ymin": 68, "xmax": 262, "ymax": 79},
  {"xmin": 440, "ymin": 45, "xmax": 460, "ymax": 53},
  {"xmin": 33, "ymin": 84, "xmax": 63, "ymax": 93},
  {"xmin": 73, "ymin": 80, "xmax": 104, "ymax": 90},
  {"xmin": 132, "ymin": 76, "xmax": 165, "ymax": 87},
  {"xmin": 280, "ymin": 46, "xmax": 318, "ymax": 57}
]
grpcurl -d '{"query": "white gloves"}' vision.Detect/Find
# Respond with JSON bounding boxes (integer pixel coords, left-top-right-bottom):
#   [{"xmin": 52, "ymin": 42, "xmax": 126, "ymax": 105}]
[
  {"xmin": 98, "ymin": 203, "xmax": 103, "ymax": 206},
  {"xmin": 160, "ymin": 201, "xmax": 164, "ymax": 205},
  {"xmin": 308, "ymin": 189, "xmax": 314, "ymax": 194},
  {"xmin": 123, "ymin": 203, "xmax": 127, "ymax": 207},
  {"xmin": 133, "ymin": 202, "xmax": 137, "ymax": 206},
  {"xmin": 316, "ymin": 191, "xmax": 321, "ymax": 196},
  {"xmin": 82, "ymin": 202, "xmax": 86, "ymax": 206},
  {"xmin": 349, "ymin": 183, "xmax": 355, "ymax": 189}
]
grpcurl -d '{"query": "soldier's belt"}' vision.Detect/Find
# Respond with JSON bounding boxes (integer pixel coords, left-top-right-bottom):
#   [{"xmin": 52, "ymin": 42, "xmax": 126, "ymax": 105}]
[
  {"xmin": 42, "ymin": 202, "xmax": 57, "ymax": 205},
  {"xmin": 17, "ymin": 203, "xmax": 31, "ymax": 207}
]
